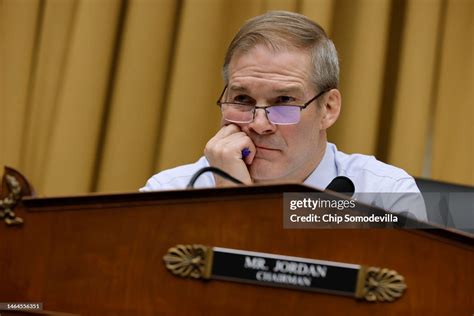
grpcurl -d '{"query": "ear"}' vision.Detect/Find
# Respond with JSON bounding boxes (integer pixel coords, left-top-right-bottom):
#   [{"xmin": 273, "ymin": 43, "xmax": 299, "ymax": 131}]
[{"xmin": 320, "ymin": 89, "xmax": 341, "ymax": 130}]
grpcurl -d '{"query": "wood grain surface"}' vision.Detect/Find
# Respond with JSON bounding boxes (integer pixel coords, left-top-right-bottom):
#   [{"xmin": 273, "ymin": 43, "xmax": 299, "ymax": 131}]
[{"xmin": 0, "ymin": 185, "xmax": 472, "ymax": 315}]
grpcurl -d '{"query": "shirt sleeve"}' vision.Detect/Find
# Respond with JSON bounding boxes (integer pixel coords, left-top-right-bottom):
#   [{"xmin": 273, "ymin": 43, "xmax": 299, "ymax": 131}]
[
  {"xmin": 376, "ymin": 177, "xmax": 428, "ymax": 222},
  {"xmin": 139, "ymin": 176, "xmax": 163, "ymax": 192}
]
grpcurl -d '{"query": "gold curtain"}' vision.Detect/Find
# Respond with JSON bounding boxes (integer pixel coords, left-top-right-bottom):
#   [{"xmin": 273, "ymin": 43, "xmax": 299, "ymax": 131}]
[{"xmin": 1, "ymin": 0, "xmax": 472, "ymax": 195}]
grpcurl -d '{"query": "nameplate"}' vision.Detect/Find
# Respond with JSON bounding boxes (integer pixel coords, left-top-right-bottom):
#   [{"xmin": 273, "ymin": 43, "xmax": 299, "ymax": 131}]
[
  {"xmin": 212, "ymin": 247, "xmax": 359, "ymax": 296},
  {"xmin": 163, "ymin": 244, "xmax": 406, "ymax": 302}
]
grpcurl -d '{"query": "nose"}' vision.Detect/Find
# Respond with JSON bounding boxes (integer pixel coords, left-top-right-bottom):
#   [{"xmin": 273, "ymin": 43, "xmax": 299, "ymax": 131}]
[{"xmin": 247, "ymin": 108, "xmax": 277, "ymax": 135}]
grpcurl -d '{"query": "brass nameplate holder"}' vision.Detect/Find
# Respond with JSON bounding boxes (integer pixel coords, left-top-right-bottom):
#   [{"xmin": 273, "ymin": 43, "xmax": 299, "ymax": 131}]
[{"xmin": 163, "ymin": 244, "xmax": 406, "ymax": 303}]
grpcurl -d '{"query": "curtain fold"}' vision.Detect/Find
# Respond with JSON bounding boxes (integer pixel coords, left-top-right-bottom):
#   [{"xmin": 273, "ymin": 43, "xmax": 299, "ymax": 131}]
[
  {"xmin": 431, "ymin": 0, "xmax": 473, "ymax": 184},
  {"xmin": 95, "ymin": 0, "xmax": 178, "ymax": 192},
  {"xmin": 40, "ymin": 0, "xmax": 122, "ymax": 194},
  {"xmin": 1, "ymin": 0, "xmax": 472, "ymax": 195},
  {"xmin": 329, "ymin": 0, "xmax": 391, "ymax": 155},
  {"xmin": 387, "ymin": 0, "xmax": 443, "ymax": 177},
  {"xmin": 301, "ymin": 0, "xmax": 335, "ymax": 34},
  {"xmin": 155, "ymin": 0, "xmax": 228, "ymax": 171},
  {"xmin": 20, "ymin": 0, "xmax": 78, "ymax": 191},
  {"xmin": 0, "ymin": 0, "xmax": 40, "ymax": 168}
]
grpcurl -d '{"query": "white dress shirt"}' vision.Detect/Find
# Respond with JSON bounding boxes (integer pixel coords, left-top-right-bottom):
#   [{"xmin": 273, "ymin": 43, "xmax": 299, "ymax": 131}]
[{"xmin": 141, "ymin": 142, "xmax": 427, "ymax": 220}]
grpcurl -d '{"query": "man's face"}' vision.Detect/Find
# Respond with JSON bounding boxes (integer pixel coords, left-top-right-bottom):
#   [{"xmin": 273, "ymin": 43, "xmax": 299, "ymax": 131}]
[{"xmin": 224, "ymin": 45, "xmax": 329, "ymax": 183}]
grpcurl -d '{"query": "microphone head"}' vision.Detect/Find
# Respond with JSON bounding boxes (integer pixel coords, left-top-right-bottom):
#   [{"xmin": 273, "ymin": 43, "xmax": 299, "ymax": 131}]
[{"xmin": 325, "ymin": 176, "xmax": 355, "ymax": 197}]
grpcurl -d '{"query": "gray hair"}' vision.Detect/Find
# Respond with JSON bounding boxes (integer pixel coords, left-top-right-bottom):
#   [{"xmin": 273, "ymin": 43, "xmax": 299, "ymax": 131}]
[{"xmin": 222, "ymin": 11, "xmax": 339, "ymax": 92}]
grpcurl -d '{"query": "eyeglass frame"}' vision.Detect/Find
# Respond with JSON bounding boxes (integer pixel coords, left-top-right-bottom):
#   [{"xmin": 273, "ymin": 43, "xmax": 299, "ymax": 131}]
[{"xmin": 215, "ymin": 85, "xmax": 331, "ymax": 125}]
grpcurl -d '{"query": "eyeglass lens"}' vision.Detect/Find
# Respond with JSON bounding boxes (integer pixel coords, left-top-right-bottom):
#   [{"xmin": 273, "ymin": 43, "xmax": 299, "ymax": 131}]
[{"xmin": 221, "ymin": 104, "xmax": 301, "ymax": 125}]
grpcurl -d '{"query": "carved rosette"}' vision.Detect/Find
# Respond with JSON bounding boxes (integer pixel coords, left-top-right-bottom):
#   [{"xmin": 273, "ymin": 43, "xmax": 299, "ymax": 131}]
[
  {"xmin": 359, "ymin": 266, "xmax": 407, "ymax": 302},
  {"xmin": 163, "ymin": 244, "xmax": 213, "ymax": 279}
]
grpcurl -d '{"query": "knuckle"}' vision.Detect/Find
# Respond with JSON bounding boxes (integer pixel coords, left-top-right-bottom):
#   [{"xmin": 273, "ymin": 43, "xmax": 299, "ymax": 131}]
[
  {"xmin": 221, "ymin": 147, "xmax": 232, "ymax": 156},
  {"xmin": 238, "ymin": 132, "xmax": 248, "ymax": 138},
  {"xmin": 204, "ymin": 141, "xmax": 215, "ymax": 153}
]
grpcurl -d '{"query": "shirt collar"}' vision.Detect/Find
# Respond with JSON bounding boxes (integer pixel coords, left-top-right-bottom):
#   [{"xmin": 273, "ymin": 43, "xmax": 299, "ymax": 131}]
[{"xmin": 303, "ymin": 142, "xmax": 338, "ymax": 190}]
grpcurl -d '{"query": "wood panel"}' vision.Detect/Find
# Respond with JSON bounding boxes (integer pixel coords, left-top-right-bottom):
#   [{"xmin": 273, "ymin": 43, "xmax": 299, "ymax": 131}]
[{"xmin": 0, "ymin": 185, "xmax": 472, "ymax": 315}]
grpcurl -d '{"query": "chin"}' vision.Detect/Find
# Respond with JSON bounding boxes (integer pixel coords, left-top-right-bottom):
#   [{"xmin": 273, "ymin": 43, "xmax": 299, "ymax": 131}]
[{"xmin": 249, "ymin": 159, "xmax": 287, "ymax": 183}]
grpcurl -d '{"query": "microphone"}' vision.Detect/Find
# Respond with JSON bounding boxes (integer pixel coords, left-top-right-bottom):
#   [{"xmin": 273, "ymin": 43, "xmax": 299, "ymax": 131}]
[{"xmin": 325, "ymin": 176, "xmax": 355, "ymax": 197}]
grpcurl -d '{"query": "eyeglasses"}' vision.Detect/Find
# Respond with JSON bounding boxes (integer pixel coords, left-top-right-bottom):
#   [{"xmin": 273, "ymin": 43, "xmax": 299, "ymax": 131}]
[{"xmin": 216, "ymin": 85, "xmax": 330, "ymax": 125}]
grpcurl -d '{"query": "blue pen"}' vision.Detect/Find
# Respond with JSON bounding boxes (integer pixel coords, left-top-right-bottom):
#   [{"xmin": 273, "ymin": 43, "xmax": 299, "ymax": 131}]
[{"xmin": 241, "ymin": 147, "xmax": 251, "ymax": 159}]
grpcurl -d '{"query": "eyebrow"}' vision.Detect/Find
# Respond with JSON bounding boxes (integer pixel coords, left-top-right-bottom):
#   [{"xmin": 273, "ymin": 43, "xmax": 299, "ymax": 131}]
[
  {"xmin": 273, "ymin": 86, "xmax": 303, "ymax": 94},
  {"xmin": 228, "ymin": 85, "xmax": 248, "ymax": 93},
  {"xmin": 228, "ymin": 85, "xmax": 303, "ymax": 94}
]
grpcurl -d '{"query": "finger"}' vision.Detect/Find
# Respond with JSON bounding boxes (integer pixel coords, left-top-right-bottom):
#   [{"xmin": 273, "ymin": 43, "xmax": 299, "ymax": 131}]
[
  {"xmin": 243, "ymin": 140, "xmax": 256, "ymax": 165},
  {"xmin": 217, "ymin": 132, "xmax": 256, "ymax": 164},
  {"xmin": 214, "ymin": 124, "xmax": 242, "ymax": 139},
  {"xmin": 217, "ymin": 131, "xmax": 249, "ymax": 147},
  {"xmin": 204, "ymin": 125, "xmax": 240, "ymax": 151},
  {"xmin": 205, "ymin": 124, "xmax": 242, "ymax": 151},
  {"xmin": 208, "ymin": 138, "xmax": 247, "ymax": 163},
  {"xmin": 226, "ymin": 135, "xmax": 256, "ymax": 165}
]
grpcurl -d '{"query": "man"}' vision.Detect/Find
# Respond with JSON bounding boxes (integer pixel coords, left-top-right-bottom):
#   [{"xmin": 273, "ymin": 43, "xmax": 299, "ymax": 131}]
[{"xmin": 141, "ymin": 11, "xmax": 427, "ymax": 221}]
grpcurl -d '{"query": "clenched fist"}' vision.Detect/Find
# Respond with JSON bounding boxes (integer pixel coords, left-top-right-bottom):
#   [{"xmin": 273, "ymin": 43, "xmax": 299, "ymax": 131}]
[{"xmin": 204, "ymin": 124, "xmax": 256, "ymax": 186}]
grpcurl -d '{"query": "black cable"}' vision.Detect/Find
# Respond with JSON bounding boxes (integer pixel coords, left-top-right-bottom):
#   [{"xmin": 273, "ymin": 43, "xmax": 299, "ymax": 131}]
[{"xmin": 186, "ymin": 166, "xmax": 244, "ymax": 189}]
